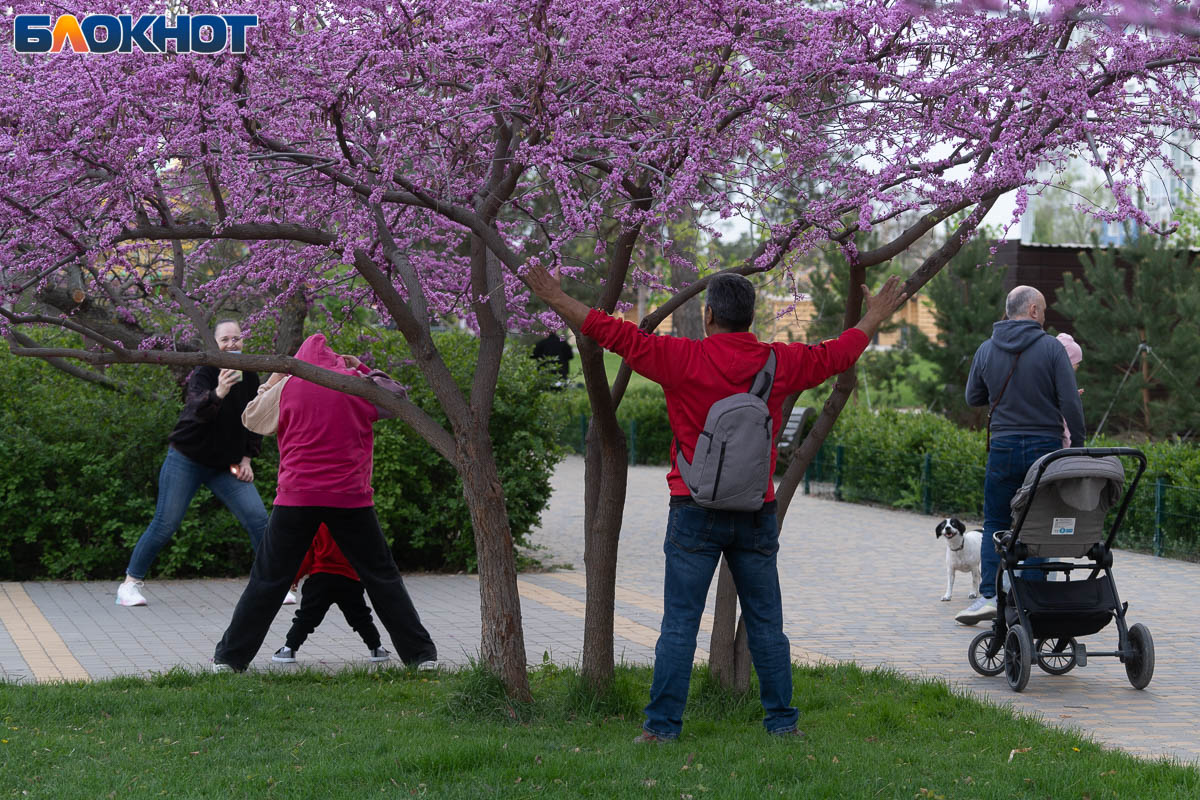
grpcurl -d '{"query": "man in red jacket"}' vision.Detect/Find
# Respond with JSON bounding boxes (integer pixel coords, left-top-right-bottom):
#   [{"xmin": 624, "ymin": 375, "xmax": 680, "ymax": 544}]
[{"xmin": 528, "ymin": 264, "xmax": 906, "ymax": 742}]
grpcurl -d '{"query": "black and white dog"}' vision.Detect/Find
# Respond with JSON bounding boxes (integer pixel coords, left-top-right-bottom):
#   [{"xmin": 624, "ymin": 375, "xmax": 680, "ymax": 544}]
[{"xmin": 934, "ymin": 517, "xmax": 982, "ymax": 602}]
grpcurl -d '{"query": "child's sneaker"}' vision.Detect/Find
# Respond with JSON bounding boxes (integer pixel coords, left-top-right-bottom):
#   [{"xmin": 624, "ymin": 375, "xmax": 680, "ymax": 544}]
[
  {"xmin": 116, "ymin": 580, "xmax": 147, "ymax": 607},
  {"xmin": 368, "ymin": 647, "xmax": 390, "ymax": 662},
  {"xmin": 272, "ymin": 646, "xmax": 297, "ymax": 663}
]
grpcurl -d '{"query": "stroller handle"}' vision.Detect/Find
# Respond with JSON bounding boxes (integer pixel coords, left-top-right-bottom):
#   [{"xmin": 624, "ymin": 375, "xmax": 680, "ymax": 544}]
[{"xmin": 1008, "ymin": 447, "xmax": 1147, "ymax": 553}]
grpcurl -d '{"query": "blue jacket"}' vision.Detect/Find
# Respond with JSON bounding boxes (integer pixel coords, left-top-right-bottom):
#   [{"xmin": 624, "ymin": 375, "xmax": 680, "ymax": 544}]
[{"xmin": 965, "ymin": 320, "xmax": 1085, "ymax": 446}]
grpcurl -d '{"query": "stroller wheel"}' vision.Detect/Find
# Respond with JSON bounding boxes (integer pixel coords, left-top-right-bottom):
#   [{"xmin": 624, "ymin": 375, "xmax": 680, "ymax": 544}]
[
  {"xmin": 1036, "ymin": 637, "xmax": 1078, "ymax": 675},
  {"xmin": 1125, "ymin": 623, "xmax": 1155, "ymax": 690},
  {"xmin": 1004, "ymin": 624, "xmax": 1033, "ymax": 692},
  {"xmin": 968, "ymin": 630, "xmax": 1005, "ymax": 677}
]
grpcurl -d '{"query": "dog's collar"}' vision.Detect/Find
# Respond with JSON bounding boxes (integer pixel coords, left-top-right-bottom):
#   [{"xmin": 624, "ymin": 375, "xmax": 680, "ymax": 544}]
[{"xmin": 946, "ymin": 534, "xmax": 966, "ymax": 552}]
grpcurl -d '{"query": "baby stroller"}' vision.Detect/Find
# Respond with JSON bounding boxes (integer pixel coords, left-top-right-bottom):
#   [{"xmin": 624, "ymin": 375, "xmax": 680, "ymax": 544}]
[{"xmin": 967, "ymin": 447, "xmax": 1154, "ymax": 692}]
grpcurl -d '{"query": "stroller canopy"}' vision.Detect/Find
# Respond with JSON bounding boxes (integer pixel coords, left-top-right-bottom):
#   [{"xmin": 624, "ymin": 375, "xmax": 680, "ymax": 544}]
[
  {"xmin": 1009, "ymin": 453, "xmax": 1126, "ymax": 556},
  {"xmin": 1012, "ymin": 454, "xmax": 1125, "ymax": 516}
]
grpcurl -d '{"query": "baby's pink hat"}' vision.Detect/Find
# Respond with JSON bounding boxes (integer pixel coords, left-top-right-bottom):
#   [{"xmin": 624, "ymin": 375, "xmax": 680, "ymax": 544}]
[{"xmin": 1057, "ymin": 333, "xmax": 1083, "ymax": 366}]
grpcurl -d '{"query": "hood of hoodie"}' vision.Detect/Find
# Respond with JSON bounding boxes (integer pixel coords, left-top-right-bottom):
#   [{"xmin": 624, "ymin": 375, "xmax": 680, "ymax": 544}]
[
  {"xmin": 989, "ymin": 319, "xmax": 1047, "ymax": 354},
  {"xmin": 701, "ymin": 332, "xmax": 772, "ymax": 383},
  {"xmin": 294, "ymin": 333, "xmax": 356, "ymax": 375}
]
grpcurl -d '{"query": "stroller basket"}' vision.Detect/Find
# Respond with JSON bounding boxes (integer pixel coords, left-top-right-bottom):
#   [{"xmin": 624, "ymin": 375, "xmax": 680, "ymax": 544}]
[{"xmin": 1004, "ymin": 576, "xmax": 1116, "ymax": 640}]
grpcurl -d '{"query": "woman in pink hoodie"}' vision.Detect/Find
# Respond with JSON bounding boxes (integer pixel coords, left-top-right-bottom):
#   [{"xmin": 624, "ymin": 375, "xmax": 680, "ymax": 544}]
[{"xmin": 213, "ymin": 334, "xmax": 437, "ymax": 671}]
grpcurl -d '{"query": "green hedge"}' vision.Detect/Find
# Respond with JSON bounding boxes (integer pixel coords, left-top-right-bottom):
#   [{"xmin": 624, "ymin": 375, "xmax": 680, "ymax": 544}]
[
  {"xmin": 559, "ymin": 385, "xmax": 672, "ymax": 465},
  {"xmin": 0, "ymin": 356, "xmax": 269, "ymax": 581},
  {"xmin": 555, "ymin": 386, "xmax": 1200, "ymax": 557},
  {"xmin": 822, "ymin": 405, "xmax": 1200, "ymax": 559},
  {"xmin": 0, "ymin": 332, "xmax": 565, "ymax": 579}
]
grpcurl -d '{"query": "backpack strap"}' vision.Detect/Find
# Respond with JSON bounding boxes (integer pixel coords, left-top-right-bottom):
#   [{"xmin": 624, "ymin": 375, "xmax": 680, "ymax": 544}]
[
  {"xmin": 986, "ymin": 350, "xmax": 1022, "ymax": 453},
  {"xmin": 749, "ymin": 350, "xmax": 777, "ymax": 402}
]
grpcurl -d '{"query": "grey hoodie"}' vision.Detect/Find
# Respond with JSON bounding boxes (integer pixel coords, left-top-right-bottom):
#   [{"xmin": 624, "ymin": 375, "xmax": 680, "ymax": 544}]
[{"xmin": 965, "ymin": 319, "xmax": 1085, "ymax": 447}]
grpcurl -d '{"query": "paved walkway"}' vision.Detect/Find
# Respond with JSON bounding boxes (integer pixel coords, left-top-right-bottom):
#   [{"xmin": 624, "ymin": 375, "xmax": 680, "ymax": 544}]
[{"xmin": 2, "ymin": 456, "xmax": 1197, "ymax": 765}]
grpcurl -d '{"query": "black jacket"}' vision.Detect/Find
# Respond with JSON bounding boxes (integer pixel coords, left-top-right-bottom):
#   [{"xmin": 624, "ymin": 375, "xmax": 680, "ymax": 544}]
[
  {"xmin": 965, "ymin": 320, "xmax": 1085, "ymax": 446},
  {"xmin": 168, "ymin": 366, "xmax": 263, "ymax": 468}
]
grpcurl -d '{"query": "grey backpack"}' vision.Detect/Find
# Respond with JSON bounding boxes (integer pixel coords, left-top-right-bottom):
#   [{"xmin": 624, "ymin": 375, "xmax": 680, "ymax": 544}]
[{"xmin": 676, "ymin": 350, "xmax": 777, "ymax": 511}]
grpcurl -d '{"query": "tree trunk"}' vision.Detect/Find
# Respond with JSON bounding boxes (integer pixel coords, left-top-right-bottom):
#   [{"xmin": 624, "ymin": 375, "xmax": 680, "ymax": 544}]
[
  {"xmin": 579, "ymin": 340, "xmax": 629, "ymax": 689},
  {"xmin": 274, "ymin": 291, "xmax": 308, "ymax": 356},
  {"xmin": 458, "ymin": 432, "xmax": 532, "ymax": 702}
]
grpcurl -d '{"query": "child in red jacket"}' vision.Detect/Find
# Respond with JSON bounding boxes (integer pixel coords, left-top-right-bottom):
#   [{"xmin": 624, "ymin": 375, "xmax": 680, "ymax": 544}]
[{"xmin": 271, "ymin": 523, "xmax": 389, "ymax": 663}]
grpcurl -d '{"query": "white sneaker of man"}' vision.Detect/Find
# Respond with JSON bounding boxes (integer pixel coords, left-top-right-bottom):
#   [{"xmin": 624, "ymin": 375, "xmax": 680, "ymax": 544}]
[
  {"xmin": 116, "ymin": 580, "xmax": 147, "ymax": 607},
  {"xmin": 955, "ymin": 595, "xmax": 997, "ymax": 626}
]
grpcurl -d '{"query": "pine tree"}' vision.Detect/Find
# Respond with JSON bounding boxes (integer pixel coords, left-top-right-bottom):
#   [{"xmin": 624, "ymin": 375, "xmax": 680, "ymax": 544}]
[
  {"xmin": 909, "ymin": 230, "xmax": 1007, "ymax": 425},
  {"xmin": 1054, "ymin": 236, "xmax": 1200, "ymax": 438}
]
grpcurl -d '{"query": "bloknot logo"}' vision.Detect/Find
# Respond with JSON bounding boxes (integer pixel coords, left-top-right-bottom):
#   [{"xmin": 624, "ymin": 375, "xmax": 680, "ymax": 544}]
[{"xmin": 13, "ymin": 14, "xmax": 259, "ymax": 54}]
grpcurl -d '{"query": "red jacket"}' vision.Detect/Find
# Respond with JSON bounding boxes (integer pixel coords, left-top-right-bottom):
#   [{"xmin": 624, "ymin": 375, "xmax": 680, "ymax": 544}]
[
  {"xmin": 275, "ymin": 334, "xmax": 379, "ymax": 508},
  {"xmin": 294, "ymin": 524, "xmax": 360, "ymax": 583},
  {"xmin": 581, "ymin": 309, "xmax": 869, "ymax": 502}
]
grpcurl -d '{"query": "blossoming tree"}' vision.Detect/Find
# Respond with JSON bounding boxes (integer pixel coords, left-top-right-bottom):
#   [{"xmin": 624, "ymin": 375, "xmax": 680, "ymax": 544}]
[{"xmin": 3, "ymin": 0, "xmax": 1199, "ymax": 697}]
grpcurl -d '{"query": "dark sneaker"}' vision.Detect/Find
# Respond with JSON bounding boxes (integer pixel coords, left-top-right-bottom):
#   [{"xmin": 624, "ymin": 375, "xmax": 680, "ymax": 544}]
[
  {"xmin": 272, "ymin": 646, "xmax": 297, "ymax": 664},
  {"xmin": 955, "ymin": 596, "xmax": 998, "ymax": 626},
  {"xmin": 633, "ymin": 731, "xmax": 672, "ymax": 744},
  {"xmin": 368, "ymin": 647, "xmax": 390, "ymax": 663}
]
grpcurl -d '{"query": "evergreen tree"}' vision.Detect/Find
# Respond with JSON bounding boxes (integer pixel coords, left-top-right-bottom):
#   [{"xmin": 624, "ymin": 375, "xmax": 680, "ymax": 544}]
[
  {"xmin": 1054, "ymin": 236, "xmax": 1200, "ymax": 438},
  {"xmin": 909, "ymin": 229, "xmax": 1007, "ymax": 425}
]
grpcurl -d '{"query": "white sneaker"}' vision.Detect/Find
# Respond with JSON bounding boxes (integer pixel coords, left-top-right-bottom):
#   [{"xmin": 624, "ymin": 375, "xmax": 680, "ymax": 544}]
[
  {"xmin": 282, "ymin": 590, "xmax": 297, "ymax": 605},
  {"xmin": 116, "ymin": 580, "xmax": 147, "ymax": 607},
  {"xmin": 955, "ymin": 596, "xmax": 997, "ymax": 626},
  {"xmin": 417, "ymin": 659, "xmax": 438, "ymax": 671}
]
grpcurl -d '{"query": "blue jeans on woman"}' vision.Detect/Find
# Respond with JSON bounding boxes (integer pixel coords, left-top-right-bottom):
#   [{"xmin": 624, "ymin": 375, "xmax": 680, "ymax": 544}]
[
  {"xmin": 643, "ymin": 500, "xmax": 799, "ymax": 740},
  {"xmin": 980, "ymin": 434, "xmax": 1062, "ymax": 598},
  {"xmin": 125, "ymin": 447, "xmax": 268, "ymax": 579}
]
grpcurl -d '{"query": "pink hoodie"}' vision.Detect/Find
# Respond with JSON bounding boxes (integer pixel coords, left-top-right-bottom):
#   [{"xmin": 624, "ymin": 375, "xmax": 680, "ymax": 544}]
[{"xmin": 275, "ymin": 334, "xmax": 379, "ymax": 507}]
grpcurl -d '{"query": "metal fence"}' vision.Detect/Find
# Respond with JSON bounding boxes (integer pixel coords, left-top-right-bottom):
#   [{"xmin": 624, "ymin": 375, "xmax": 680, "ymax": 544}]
[{"xmin": 805, "ymin": 443, "xmax": 1200, "ymax": 561}]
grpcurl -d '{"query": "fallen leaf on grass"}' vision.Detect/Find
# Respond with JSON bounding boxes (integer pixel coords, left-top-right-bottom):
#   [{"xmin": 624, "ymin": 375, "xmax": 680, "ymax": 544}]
[
  {"xmin": 1008, "ymin": 748, "xmax": 1031, "ymax": 763},
  {"xmin": 1100, "ymin": 770, "xmax": 1117, "ymax": 777},
  {"xmin": 642, "ymin": 779, "xmax": 657, "ymax": 788}
]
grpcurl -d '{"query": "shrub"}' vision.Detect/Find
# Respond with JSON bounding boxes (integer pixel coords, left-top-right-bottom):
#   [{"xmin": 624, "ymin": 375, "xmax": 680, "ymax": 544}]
[
  {"xmin": 821, "ymin": 405, "xmax": 1200, "ymax": 558},
  {"xmin": 558, "ymin": 384, "xmax": 672, "ymax": 466},
  {"xmin": 0, "ymin": 354, "xmax": 271, "ymax": 580}
]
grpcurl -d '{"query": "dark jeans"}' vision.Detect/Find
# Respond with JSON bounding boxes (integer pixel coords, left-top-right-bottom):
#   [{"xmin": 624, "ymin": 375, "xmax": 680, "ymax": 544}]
[
  {"xmin": 285, "ymin": 572, "xmax": 382, "ymax": 651},
  {"xmin": 644, "ymin": 499, "xmax": 798, "ymax": 740},
  {"xmin": 980, "ymin": 434, "xmax": 1062, "ymax": 598},
  {"xmin": 214, "ymin": 506, "xmax": 436, "ymax": 669},
  {"xmin": 126, "ymin": 447, "xmax": 267, "ymax": 579}
]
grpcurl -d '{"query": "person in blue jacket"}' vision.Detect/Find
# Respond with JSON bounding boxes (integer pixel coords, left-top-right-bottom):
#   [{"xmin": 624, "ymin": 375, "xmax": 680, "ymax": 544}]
[{"xmin": 956, "ymin": 286, "xmax": 1084, "ymax": 625}]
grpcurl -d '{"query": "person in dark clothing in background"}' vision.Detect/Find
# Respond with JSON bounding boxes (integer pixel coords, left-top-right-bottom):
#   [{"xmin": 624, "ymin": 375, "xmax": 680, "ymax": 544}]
[
  {"xmin": 955, "ymin": 285, "xmax": 1084, "ymax": 626},
  {"xmin": 532, "ymin": 331, "xmax": 574, "ymax": 385},
  {"xmin": 117, "ymin": 319, "xmax": 279, "ymax": 608}
]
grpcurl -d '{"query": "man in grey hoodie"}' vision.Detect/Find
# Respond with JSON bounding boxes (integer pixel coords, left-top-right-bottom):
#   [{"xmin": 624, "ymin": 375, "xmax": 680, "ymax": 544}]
[{"xmin": 955, "ymin": 286, "xmax": 1085, "ymax": 625}]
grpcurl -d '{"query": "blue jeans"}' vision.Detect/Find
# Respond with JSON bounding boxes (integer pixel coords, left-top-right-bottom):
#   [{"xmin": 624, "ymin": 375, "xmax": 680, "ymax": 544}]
[
  {"xmin": 125, "ymin": 447, "xmax": 268, "ymax": 579},
  {"xmin": 644, "ymin": 501, "xmax": 798, "ymax": 739},
  {"xmin": 980, "ymin": 434, "xmax": 1062, "ymax": 598}
]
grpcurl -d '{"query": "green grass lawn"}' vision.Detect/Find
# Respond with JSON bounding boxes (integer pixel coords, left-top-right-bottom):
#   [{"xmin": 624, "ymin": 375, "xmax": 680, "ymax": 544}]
[{"xmin": 3, "ymin": 662, "xmax": 1196, "ymax": 799}]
